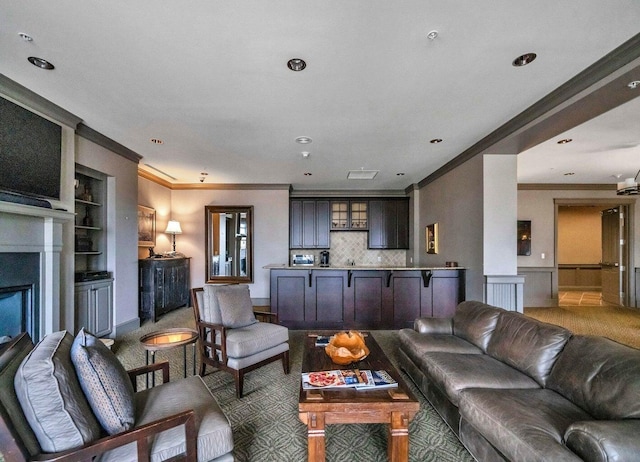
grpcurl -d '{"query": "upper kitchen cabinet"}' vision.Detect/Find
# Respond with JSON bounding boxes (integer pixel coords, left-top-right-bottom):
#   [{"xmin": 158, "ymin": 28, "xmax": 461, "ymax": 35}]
[
  {"xmin": 290, "ymin": 199, "xmax": 330, "ymax": 249},
  {"xmin": 368, "ymin": 198, "xmax": 410, "ymax": 249},
  {"xmin": 330, "ymin": 200, "xmax": 368, "ymax": 230}
]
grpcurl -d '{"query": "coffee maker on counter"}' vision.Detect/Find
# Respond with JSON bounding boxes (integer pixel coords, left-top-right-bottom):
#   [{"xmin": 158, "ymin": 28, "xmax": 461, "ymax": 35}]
[{"xmin": 319, "ymin": 251, "xmax": 330, "ymax": 267}]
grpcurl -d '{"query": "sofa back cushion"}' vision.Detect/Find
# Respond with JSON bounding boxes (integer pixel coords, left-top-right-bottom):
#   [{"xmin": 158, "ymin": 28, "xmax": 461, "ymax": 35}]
[
  {"xmin": 452, "ymin": 301, "xmax": 503, "ymax": 352},
  {"xmin": 486, "ymin": 311, "xmax": 571, "ymax": 386},
  {"xmin": 547, "ymin": 335, "xmax": 640, "ymax": 419},
  {"xmin": 14, "ymin": 331, "xmax": 101, "ymax": 453}
]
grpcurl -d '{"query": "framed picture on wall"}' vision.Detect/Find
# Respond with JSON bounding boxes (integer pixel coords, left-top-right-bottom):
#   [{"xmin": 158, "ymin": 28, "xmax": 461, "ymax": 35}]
[
  {"xmin": 517, "ymin": 220, "xmax": 531, "ymax": 256},
  {"xmin": 138, "ymin": 205, "xmax": 156, "ymax": 247},
  {"xmin": 426, "ymin": 223, "xmax": 438, "ymax": 254}
]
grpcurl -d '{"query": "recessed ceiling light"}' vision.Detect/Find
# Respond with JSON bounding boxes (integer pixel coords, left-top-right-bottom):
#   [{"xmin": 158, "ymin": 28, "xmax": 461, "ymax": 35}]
[
  {"xmin": 287, "ymin": 58, "xmax": 306, "ymax": 71},
  {"xmin": 430, "ymin": 138, "xmax": 443, "ymax": 144},
  {"xmin": 303, "ymin": 172, "xmax": 312, "ymax": 176},
  {"xmin": 18, "ymin": 32, "xmax": 33, "ymax": 42},
  {"xmin": 150, "ymin": 138, "xmax": 164, "ymax": 145},
  {"xmin": 564, "ymin": 172, "xmax": 575, "ymax": 176},
  {"xmin": 628, "ymin": 80, "xmax": 640, "ymax": 89},
  {"xmin": 512, "ymin": 53, "xmax": 537, "ymax": 67},
  {"xmin": 301, "ymin": 151, "xmax": 310, "ymax": 158},
  {"xmin": 396, "ymin": 173, "xmax": 405, "ymax": 176},
  {"xmin": 557, "ymin": 138, "xmax": 572, "ymax": 144},
  {"xmin": 295, "ymin": 136, "xmax": 312, "ymax": 144},
  {"xmin": 427, "ymin": 30, "xmax": 438, "ymax": 40},
  {"xmin": 28, "ymin": 56, "xmax": 54, "ymax": 70}
]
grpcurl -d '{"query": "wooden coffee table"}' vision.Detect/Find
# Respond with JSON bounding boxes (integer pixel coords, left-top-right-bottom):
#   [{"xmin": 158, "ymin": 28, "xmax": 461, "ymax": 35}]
[{"xmin": 299, "ymin": 332, "xmax": 419, "ymax": 462}]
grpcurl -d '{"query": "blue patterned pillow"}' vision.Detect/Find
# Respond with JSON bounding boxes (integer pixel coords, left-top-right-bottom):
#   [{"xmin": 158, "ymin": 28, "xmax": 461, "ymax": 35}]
[{"xmin": 71, "ymin": 329, "xmax": 135, "ymax": 434}]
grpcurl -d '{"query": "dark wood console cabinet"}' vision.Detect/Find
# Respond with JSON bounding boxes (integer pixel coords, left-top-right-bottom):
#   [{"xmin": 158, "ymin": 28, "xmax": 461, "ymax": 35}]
[
  {"xmin": 270, "ymin": 268, "xmax": 465, "ymax": 329},
  {"xmin": 139, "ymin": 257, "xmax": 191, "ymax": 322}
]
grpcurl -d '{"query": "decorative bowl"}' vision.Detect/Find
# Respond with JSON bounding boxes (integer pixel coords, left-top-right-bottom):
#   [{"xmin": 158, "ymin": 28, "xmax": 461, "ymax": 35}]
[{"xmin": 325, "ymin": 331, "xmax": 369, "ymax": 365}]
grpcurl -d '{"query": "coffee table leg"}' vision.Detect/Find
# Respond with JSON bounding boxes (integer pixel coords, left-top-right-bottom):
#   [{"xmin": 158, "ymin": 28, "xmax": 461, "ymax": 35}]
[
  {"xmin": 304, "ymin": 412, "xmax": 326, "ymax": 462},
  {"xmin": 388, "ymin": 411, "xmax": 411, "ymax": 462}
]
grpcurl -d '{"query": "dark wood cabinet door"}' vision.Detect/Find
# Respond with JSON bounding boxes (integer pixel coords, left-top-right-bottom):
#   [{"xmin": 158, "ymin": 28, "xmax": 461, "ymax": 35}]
[
  {"xmin": 350, "ymin": 271, "xmax": 385, "ymax": 329},
  {"xmin": 391, "ymin": 272, "xmax": 426, "ymax": 328},
  {"xmin": 289, "ymin": 200, "xmax": 303, "ymax": 248},
  {"xmin": 431, "ymin": 271, "xmax": 465, "ymax": 318},
  {"xmin": 368, "ymin": 199, "xmax": 409, "ymax": 249},
  {"xmin": 315, "ymin": 200, "xmax": 330, "ymax": 248},
  {"xmin": 368, "ymin": 200, "xmax": 385, "ymax": 248},
  {"xmin": 271, "ymin": 270, "xmax": 307, "ymax": 323},
  {"xmin": 290, "ymin": 199, "xmax": 330, "ymax": 249},
  {"xmin": 313, "ymin": 271, "xmax": 345, "ymax": 323}
]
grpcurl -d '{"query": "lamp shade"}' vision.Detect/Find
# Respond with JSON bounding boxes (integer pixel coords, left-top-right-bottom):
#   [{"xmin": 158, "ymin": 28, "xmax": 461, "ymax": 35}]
[{"xmin": 164, "ymin": 220, "xmax": 182, "ymax": 234}]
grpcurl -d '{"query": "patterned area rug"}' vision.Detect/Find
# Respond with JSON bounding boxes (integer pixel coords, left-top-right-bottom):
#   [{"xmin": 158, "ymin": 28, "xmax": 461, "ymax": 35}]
[{"xmin": 114, "ymin": 307, "xmax": 473, "ymax": 462}]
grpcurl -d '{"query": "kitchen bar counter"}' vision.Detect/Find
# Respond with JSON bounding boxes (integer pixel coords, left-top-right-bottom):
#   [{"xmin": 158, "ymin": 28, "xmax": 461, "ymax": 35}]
[
  {"xmin": 264, "ymin": 264, "xmax": 463, "ymax": 270},
  {"xmin": 269, "ymin": 266, "xmax": 465, "ymax": 329}
]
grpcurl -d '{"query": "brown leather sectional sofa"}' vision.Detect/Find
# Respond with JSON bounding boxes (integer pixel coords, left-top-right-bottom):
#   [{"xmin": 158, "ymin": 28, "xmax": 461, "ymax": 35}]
[{"xmin": 398, "ymin": 301, "xmax": 640, "ymax": 461}]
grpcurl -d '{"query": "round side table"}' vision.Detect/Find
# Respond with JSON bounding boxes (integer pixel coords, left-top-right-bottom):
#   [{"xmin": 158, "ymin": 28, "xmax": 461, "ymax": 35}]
[{"xmin": 140, "ymin": 328, "xmax": 198, "ymax": 387}]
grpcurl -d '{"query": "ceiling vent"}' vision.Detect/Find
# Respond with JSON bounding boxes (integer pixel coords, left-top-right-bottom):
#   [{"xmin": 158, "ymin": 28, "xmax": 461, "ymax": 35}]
[{"xmin": 347, "ymin": 170, "xmax": 379, "ymax": 180}]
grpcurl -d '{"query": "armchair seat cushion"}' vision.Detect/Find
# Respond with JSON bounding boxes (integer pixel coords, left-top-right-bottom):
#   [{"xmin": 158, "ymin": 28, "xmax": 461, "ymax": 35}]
[
  {"xmin": 97, "ymin": 375, "xmax": 233, "ymax": 462},
  {"xmin": 225, "ymin": 322, "xmax": 289, "ymax": 359}
]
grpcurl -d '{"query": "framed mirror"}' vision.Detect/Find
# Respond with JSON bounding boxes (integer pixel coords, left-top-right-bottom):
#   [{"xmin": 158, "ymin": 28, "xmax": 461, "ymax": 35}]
[{"xmin": 205, "ymin": 205, "xmax": 253, "ymax": 283}]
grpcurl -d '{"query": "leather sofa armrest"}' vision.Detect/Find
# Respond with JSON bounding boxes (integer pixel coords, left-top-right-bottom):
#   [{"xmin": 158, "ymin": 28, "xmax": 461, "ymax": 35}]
[
  {"xmin": 565, "ymin": 420, "xmax": 640, "ymax": 462},
  {"xmin": 414, "ymin": 317, "xmax": 453, "ymax": 334}
]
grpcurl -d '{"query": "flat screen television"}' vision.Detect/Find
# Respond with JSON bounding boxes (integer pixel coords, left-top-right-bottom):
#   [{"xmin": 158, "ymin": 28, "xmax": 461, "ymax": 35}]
[{"xmin": 0, "ymin": 96, "xmax": 62, "ymax": 201}]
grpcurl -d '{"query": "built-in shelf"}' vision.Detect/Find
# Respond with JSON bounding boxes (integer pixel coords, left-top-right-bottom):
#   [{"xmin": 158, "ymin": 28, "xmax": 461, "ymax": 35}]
[
  {"xmin": 75, "ymin": 225, "xmax": 102, "ymax": 231},
  {"xmin": 75, "ymin": 251, "xmax": 102, "ymax": 256},
  {"xmin": 75, "ymin": 198, "xmax": 102, "ymax": 207}
]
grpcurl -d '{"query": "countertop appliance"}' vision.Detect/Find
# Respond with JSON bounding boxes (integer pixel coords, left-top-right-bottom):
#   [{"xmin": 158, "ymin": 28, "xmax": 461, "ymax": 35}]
[
  {"xmin": 319, "ymin": 251, "xmax": 330, "ymax": 267},
  {"xmin": 292, "ymin": 254, "xmax": 315, "ymax": 266}
]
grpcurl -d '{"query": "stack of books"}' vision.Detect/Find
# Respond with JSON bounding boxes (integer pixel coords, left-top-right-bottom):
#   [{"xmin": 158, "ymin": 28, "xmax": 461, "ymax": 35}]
[{"xmin": 302, "ymin": 369, "xmax": 398, "ymax": 390}]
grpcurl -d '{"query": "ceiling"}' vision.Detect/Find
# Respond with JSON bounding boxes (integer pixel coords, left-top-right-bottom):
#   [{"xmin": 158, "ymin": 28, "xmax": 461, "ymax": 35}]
[{"xmin": 2, "ymin": 2, "xmax": 640, "ymax": 191}]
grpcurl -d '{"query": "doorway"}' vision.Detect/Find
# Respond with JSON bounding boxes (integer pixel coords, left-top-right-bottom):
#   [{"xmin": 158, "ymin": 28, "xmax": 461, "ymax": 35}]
[{"xmin": 556, "ymin": 200, "xmax": 633, "ymax": 307}]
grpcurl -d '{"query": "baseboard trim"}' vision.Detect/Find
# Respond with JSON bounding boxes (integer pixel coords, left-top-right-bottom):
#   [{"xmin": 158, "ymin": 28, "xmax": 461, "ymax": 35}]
[{"xmin": 115, "ymin": 317, "xmax": 141, "ymax": 336}]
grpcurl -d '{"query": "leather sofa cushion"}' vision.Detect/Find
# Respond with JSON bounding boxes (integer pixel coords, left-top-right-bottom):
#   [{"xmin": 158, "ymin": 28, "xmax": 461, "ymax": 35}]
[
  {"xmin": 414, "ymin": 317, "xmax": 453, "ymax": 334},
  {"xmin": 486, "ymin": 311, "xmax": 571, "ymax": 386},
  {"xmin": 398, "ymin": 329, "xmax": 483, "ymax": 368},
  {"xmin": 97, "ymin": 375, "xmax": 233, "ymax": 462},
  {"xmin": 547, "ymin": 335, "xmax": 640, "ymax": 419},
  {"xmin": 452, "ymin": 301, "xmax": 503, "ymax": 352},
  {"xmin": 459, "ymin": 388, "xmax": 589, "ymax": 462},
  {"xmin": 420, "ymin": 352, "xmax": 539, "ymax": 406}
]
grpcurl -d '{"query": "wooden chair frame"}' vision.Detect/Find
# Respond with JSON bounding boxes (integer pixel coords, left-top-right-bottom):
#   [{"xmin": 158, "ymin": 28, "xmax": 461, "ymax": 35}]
[
  {"xmin": 191, "ymin": 287, "xmax": 290, "ymax": 398},
  {"xmin": 0, "ymin": 333, "xmax": 197, "ymax": 462}
]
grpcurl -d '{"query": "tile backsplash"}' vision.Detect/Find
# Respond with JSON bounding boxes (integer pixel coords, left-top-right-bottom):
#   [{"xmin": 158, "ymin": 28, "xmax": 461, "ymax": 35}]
[{"xmin": 290, "ymin": 232, "xmax": 407, "ymax": 267}]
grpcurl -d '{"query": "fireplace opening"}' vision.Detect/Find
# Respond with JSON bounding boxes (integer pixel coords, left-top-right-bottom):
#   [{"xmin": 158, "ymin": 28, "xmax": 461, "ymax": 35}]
[
  {"xmin": 0, "ymin": 253, "xmax": 41, "ymax": 342},
  {"xmin": 0, "ymin": 285, "xmax": 36, "ymax": 340}
]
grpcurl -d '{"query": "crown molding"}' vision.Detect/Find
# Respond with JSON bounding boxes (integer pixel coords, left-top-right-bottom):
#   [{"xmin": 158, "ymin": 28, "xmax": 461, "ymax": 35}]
[
  {"xmin": 518, "ymin": 183, "xmax": 616, "ymax": 191},
  {"xmin": 77, "ymin": 124, "xmax": 142, "ymax": 163},
  {"xmin": 0, "ymin": 74, "xmax": 81, "ymax": 128},
  {"xmin": 138, "ymin": 169, "xmax": 290, "ymax": 190}
]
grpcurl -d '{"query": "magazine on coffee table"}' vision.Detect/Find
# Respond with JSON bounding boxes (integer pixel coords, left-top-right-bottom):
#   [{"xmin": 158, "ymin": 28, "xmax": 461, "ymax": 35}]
[
  {"xmin": 355, "ymin": 370, "xmax": 398, "ymax": 390},
  {"xmin": 302, "ymin": 369, "xmax": 368, "ymax": 389},
  {"xmin": 314, "ymin": 335, "xmax": 331, "ymax": 347}
]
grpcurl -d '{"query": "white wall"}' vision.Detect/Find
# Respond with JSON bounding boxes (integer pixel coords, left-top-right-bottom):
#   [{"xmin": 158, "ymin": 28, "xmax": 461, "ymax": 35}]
[
  {"xmin": 169, "ymin": 188, "xmax": 290, "ymax": 299},
  {"xmin": 138, "ymin": 177, "xmax": 173, "ymax": 259},
  {"xmin": 418, "ymin": 155, "xmax": 484, "ymax": 300},
  {"xmin": 483, "ymin": 154, "xmax": 518, "ymax": 275},
  {"xmin": 76, "ymin": 136, "xmax": 140, "ymax": 333}
]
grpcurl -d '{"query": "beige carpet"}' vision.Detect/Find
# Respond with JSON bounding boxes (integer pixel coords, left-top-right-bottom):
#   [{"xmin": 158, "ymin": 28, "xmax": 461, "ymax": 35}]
[{"xmin": 525, "ymin": 304, "xmax": 640, "ymax": 349}]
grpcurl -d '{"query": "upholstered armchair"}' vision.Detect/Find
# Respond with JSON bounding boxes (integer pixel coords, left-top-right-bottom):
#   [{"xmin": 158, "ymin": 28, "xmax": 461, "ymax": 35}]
[
  {"xmin": 191, "ymin": 285, "xmax": 290, "ymax": 398},
  {"xmin": 0, "ymin": 331, "xmax": 234, "ymax": 462}
]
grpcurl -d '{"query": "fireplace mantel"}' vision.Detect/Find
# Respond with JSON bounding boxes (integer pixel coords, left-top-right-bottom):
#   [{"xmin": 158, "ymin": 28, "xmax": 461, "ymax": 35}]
[{"xmin": 0, "ymin": 201, "xmax": 74, "ymax": 222}]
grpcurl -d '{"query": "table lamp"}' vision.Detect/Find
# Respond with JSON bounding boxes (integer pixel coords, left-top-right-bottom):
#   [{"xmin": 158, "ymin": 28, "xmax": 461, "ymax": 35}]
[{"xmin": 164, "ymin": 220, "xmax": 182, "ymax": 252}]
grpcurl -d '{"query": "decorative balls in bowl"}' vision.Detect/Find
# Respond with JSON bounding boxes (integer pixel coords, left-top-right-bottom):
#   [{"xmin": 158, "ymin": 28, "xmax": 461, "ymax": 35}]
[{"xmin": 325, "ymin": 331, "xmax": 370, "ymax": 365}]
